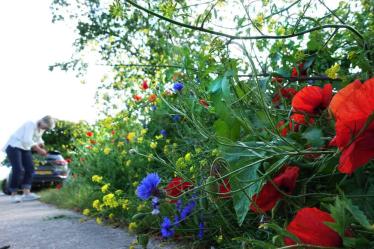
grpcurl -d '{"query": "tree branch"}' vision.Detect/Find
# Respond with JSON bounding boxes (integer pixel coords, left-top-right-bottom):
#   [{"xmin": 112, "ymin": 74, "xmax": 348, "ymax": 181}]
[
  {"xmin": 238, "ymin": 73, "xmax": 342, "ymax": 82},
  {"xmin": 123, "ymin": 0, "xmax": 364, "ymax": 42}
]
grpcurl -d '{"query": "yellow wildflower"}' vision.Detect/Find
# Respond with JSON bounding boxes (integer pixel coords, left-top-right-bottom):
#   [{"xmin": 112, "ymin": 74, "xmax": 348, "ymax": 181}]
[
  {"xmin": 150, "ymin": 141, "xmax": 157, "ymax": 149},
  {"xmin": 155, "ymin": 134, "xmax": 163, "ymax": 140},
  {"xmin": 83, "ymin": 209, "xmax": 90, "ymax": 216},
  {"xmin": 325, "ymin": 63, "xmax": 340, "ymax": 79},
  {"xmin": 122, "ymin": 199, "xmax": 130, "ymax": 210},
  {"xmin": 103, "ymin": 193, "xmax": 119, "ymax": 208},
  {"xmin": 184, "ymin": 152, "xmax": 192, "ymax": 162},
  {"xmin": 101, "ymin": 183, "xmax": 110, "ymax": 193},
  {"xmin": 115, "ymin": 189, "xmax": 123, "ymax": 196},
  {"xmin": 91, "ymin": 175, "xmax": 103, "ymax": 184},
  {"xmin": 140, "ymin": 129, "xmax": 147, "ymax": 135},
  {"xmin": 103, "ymin": 147, "xmax": 111, "ymax": 155},
  {"xmin": 117, "ymin": 141, "xmax": 125, "ymax": 147},
  {"xmin": 128, "ymin": 222, "xmax": 138, "ymax": 233},
  {"xmin": 92, "ymin": 199, "xmax": 101, "ymax": 210},
  {"xmin": 109, "ymin": 213, "xmax": 115, "ymax": 220},
  {"xmin": 127, "ymin": 132, "xmax": 136, "ymax": 142},
  {"xmin": 176, "ymin": 157, "xmax": 186, "ymax": 169},
  {"xmin": 96, "ymin": 217, "xmax": 103, "ymax": 224}
]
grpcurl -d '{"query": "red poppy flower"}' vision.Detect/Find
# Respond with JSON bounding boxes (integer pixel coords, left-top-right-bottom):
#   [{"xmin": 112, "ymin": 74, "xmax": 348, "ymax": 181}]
[
  {"xmin": 250, "ymin": 166, "xmax": 299, "ymax": 213},
  {"xmin": 276, "ymin": 120, "xmax": 289, "ymax": 137},
  {"xmin": 284, "ymin": 207, "xmax": 342, "ymax": 247},
  {"xmin": 218, "ymin": 179, "xmax": 231, "ymax": 199},
  {"xmin": 111, "ymin": 130, "xmax": 116, "ymax": 135},
  {"xmin": 65, "ymin": 158, "xmax": 72, "ymax": 164},
  {"xmin": 148, "ymin": 94, "xmax": 157, "ymax": 102},
  {"xmin": 141, "ymin": 80, "xmax": 149, "ymax": 90},
  {"xmin": 289, "ymin": 113, "xmax": 315, "ymax": 132},
  {"xmin": 199, "ymin": 99, "xmax": 209, "ymax": 108},
  {"xmin": 329, "ymin": 78, "xmax": 374, "ymax": 174},
  {"xmin": 86, "ymin": 131, "xmax": 94, "ymax": 137},
  {"xmin": 164, "ymin": 177, "xmax": 193, "ymax": 203},
  {"xmin": 133, "ymin": 94, "xmax": 142, "ymax": 101},
  {"xmin": 291, "ymin": 63, "xmax": 307, "ymax": 79},
  {"xmin": 292, "ymin": 84, "xmax": 332, "ymax": 114},
  {"xmin": 272, "ymin": 88, "xmax": 298, "ymax": 106},
  {"xmin": 281, "ymin": 87, "xmax": 298, "ymax": 99}
]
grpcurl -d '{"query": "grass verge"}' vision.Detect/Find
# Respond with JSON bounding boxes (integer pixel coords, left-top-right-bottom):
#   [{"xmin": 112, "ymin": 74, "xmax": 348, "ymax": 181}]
[{"xmin": 39, "ymin": 178, "xmax": 99, "ymax": 211}]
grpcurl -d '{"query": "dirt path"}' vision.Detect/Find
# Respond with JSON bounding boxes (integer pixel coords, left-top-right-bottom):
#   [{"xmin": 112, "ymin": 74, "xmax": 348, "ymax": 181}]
[{"xmin": 0, "ymin": 194, "xmax": 175, "ymax": 249}]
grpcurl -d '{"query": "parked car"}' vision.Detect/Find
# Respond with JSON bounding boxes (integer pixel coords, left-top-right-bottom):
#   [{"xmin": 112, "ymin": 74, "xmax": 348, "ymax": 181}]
[{"xmin": 1, "ymin": 151, "xmax": 69, "ymax": 195}]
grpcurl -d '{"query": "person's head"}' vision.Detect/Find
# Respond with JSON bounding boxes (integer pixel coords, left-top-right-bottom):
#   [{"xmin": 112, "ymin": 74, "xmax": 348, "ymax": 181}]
[{"xmin": 38, "ymin": 115, "xmax": 56, "ymax": 131}]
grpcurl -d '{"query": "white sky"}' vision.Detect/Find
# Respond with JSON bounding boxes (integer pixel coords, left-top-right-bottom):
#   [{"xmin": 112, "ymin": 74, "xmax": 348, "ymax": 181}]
[{"xmin": 0, "ymin": 1, "xmax": 105, "ymax": 160}]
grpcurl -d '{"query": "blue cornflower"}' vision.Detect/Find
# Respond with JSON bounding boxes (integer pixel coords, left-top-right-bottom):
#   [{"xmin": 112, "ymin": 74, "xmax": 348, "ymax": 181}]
[
  {"xmin": 161, "ymin": 217, "xmax": 175, "ymax": 238},
  {"xmin": 173, "ymin": 82, "xmax": 184, "ymax": 92},
  {"xmin": 151, "ymin": 105, "xmax": 157, "ymax": 111},
  {"xmin": 160, "ymin": 129, "xmax": 167, "ymax": 137},
  {"xmin": 176, "ymin": 199, "xmax": 183, "ymax": 213},
  {"xmin": 172, "ymin": 115, "xmax": 181, "ymax": 122},
  {"xmin": 136, "ymin": 173, "xmax": 161, "ymax": 200},
  {"xmin": 180, "ymin": 199, "xmax": 196, "ymax": 220},
  {"xmin": 151, "ymin": 197, "xmax": 160, "ymax": 215},
  {"xmin": 198, "ymin": 222, "xmax": 204, "ymax": 240},
  {"xmin": 174, "ymin": 215, "xmax": 181, "ymax": 227}
]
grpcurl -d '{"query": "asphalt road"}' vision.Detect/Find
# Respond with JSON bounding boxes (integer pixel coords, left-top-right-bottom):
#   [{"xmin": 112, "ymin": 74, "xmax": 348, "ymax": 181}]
[{"xmin": 0, "ymin": 194, "xmax": 175, "ymax": 249}]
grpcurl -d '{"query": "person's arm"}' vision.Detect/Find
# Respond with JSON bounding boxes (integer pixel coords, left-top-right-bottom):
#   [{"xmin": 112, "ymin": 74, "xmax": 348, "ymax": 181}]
[
  {"xmin": 21, "ymin": 122, "xmax": 47, "ymax": 156},
  {"xmin": 32, "ymin": 144, "xmax": 48, "ymax": 156}
]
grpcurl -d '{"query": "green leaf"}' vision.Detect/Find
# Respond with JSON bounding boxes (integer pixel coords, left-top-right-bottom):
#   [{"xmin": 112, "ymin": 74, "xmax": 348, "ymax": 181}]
[
  {"xmin": 345, "ymin": 199, "xmax": 373, "ymax": 230},
  {"xmin": 327, "ymin": 197, "xmax": 350, "ymax": 236},
  {"xmin": 303, "ymin": 54, "xmax": 317, "ymax": 70},
  {"xmin": 262, "ymin": 223, "xmax": 301, "ymax": 245},
  {"xmin": 230, "ymin": 160, "xmax": 260, "ymax": 226},
  {"xmin": 272, "ymin": 68, "xmax": 290, "ymax": 78},
  {"xmin": 302, "ymin": 128, "xmax": 324, "ymax": 147},
  {"xmin": 343, "ymin": 237, "xmax": 370, "ymax": 248}
]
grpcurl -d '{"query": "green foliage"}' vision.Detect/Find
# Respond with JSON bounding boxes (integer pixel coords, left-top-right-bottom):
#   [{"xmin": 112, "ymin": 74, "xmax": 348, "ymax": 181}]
[{"xmin": 47, "ymin": 0, "xmax": 374, "ymax": 248}]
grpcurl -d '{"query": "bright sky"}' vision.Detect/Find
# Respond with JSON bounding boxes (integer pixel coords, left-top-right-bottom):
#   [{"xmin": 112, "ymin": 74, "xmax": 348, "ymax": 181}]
[{"xmin": 0, "ymin": 1, "xmax": 104, "ymax": 160}]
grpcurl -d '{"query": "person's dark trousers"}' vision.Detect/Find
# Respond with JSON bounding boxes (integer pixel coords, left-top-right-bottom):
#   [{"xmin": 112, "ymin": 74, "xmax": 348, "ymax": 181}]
[{"xmin": 5, "ymin": 145, "xmax": 34, "ymax": 193}]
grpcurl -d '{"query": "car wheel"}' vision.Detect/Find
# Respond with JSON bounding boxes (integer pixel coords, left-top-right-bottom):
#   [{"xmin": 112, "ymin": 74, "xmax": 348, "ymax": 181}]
[{"xmin": 2, "ymin": 180, "xmax": 11, "ymax": 195}]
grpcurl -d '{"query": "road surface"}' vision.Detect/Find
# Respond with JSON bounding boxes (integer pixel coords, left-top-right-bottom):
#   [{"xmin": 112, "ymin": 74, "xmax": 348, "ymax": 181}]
[{"xmin": 0, "ymin": 194, "xmax": 175, "ymax": 249}]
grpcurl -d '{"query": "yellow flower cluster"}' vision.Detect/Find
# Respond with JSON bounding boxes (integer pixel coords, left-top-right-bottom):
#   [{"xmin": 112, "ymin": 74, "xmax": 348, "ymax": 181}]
[
  {"xmin": 103, "ymin": 147, "xmax": 111, "ymax": 155},
  {"xmin": 150, "ymin": 141, "xmax": 157, "ymax": 149},
  {"xmin": 184, "ymin": 152, "xmax": 192, "ymax": 161},
  {"xmin": 122, "ymin": 199, "xmax": 130, "ymax": 210},
  {"xmin": 127, "ymin": 132, "xmax": 136, "ymax": 142},
  {"xmin": 101, "ymin": 183, "xmax": 110, "ymax": 193},
  {"xmin": 96, "ymin": 217, "xmax": 103, "ymax": 224},
  {"xmin": 93, "ymin": 199, "xmax": 101, "ymax": 210},
  {"xmin": 83, "ymin": 209, "xmax": 90, "ymax": 216},
  {"xmin": 128, "ymin": 222, "xmax": 138, "ymax": 233},
  {"xmin": 91, "ymin": 175, "xmax": 103, "ymax": 184},
  {"xmin": 103, "ymin": 193, "xmax": 119, "ymax": 208},
  {"xmin": 325, "ymin": 63, "xmax": 340, "ymax": 79}
]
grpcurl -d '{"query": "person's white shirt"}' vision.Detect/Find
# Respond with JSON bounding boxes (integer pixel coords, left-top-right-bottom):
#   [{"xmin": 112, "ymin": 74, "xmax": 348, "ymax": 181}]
[{"xmin": 2, "ymin": 121, "xmax": 44, "ymax": 151}]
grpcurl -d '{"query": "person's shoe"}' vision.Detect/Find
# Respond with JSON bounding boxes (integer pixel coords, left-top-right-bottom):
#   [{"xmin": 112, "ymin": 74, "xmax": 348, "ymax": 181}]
[
  {"xmin": 10, "ymin": 195, "xmax": 22, "ymax": 203},
  {"xmin": 21, "ymin": 193, "xmax": 40, "ymax": 201}
]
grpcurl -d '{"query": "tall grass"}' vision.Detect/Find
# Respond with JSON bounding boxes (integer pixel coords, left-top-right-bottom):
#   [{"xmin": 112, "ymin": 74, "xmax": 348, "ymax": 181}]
[{"xmin": 40, "ymin": 178, "xmax": 100, "ymax": 211}]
